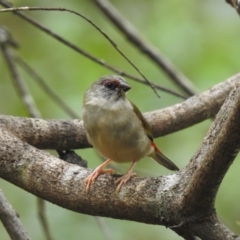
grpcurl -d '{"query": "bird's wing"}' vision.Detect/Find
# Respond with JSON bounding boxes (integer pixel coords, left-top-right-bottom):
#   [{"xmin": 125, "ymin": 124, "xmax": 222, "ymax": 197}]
[{"xmin": 130, "ymin": 101, "xmax": 153, "ymax": 141}]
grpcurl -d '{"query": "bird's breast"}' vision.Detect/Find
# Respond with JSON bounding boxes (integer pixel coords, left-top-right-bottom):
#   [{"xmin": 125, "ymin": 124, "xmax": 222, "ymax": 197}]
[{"xmin": 82, "ymin": 103, "xmax": 150, "ymax": 163}]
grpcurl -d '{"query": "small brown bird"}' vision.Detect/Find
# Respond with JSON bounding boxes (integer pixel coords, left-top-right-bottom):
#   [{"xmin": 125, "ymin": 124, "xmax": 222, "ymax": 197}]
[{"xmin": 82, "ymin": 75, "xmax": 179, "ymax": 193}]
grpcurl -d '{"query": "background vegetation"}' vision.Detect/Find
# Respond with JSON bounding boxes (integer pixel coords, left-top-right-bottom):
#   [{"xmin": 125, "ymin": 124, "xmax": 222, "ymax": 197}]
[{"xmin": 0, "ymin": 0, "xmax": 239, "ymax": 239}]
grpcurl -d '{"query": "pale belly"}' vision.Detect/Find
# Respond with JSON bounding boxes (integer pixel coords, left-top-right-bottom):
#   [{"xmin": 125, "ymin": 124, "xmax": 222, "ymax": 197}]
[{"xmin": 83, "ymin": 107, "xmax": 151, "ymax": 163}]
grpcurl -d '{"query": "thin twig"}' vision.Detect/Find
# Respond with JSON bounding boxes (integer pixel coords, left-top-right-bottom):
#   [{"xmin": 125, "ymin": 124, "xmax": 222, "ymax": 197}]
[
  {"xmin": 93, "ymin": 0, "xmax": 198, "ymax": 96},
  {"xmin": 0, "ymin": 25, "xmax": 18, "ymax": 48},
  {"xmin": 95, "ymin": 217, "xmax": 113, "ymax": 240},
  {"xmin": 16, "ymin": 55, "xmax": 185, "ymax": 100},
  {"xmin": 0, "ymin": 2, "xmax": 186, "ymax": 99},
  {"xmin": 225, "ymin": 0, "xmax": 240, "ymax": 15},
  {"xmin": 15, "ymin": 56, "xmax": 79, "ymax": 118},
  {"xmin": 37, "ymin": 198, "xmax": 54, "ymax": 240},
  {"xmin": 0, "ymin": 189, "xmax": 31, "ymax": 240},
  {"xmin": 0, "ymin": 5, "xmax": 160, "ymax": 98}
]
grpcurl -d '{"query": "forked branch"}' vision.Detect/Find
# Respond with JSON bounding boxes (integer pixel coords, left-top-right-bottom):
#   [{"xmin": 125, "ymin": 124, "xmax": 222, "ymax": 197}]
[{"xmin": 0, "ymin": 78, "xmax": 239, "ymax": 240}]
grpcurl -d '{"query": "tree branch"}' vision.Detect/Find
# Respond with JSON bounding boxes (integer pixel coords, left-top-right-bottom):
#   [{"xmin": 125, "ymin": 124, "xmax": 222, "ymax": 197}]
[
  {"xmin": 179, "ymin": 79, "xmax": 240, "ymax": 215},
  {"xmin": 0, "ymin": 77, "xmax": 240, "ymax": 238},
  {"xmin": 173, "ymin": 214, "xmax": 240, "ymax": 240},
  {"xmin": 144, "ymin": 73, "xmax": 240, "ymax": 137},
  {"xmin": 0, "ymin": 189, "xmax": 31, "ymax": 240},
  {"xmin": 0, "ymin": 2, "xmax": 185, "ymax": 99},
  {"xmin": 0, "ymin": 128, "xmax": 180, "ymax": 226},
  {"xmin": 0, "ymin": 28, "xmax": 40, "ymax": 118},
  {"xmin": 15, "ymin": 56, "xmax": 79, "ymax": 119},
  {"xmin": 93, "ymin": 0, "xmax": 198, "ymax": 96},
  {"xmin": 0, "ymin": 26, "xmax": 56, "ymax": 240},
  {"xmin": 0, "ymin": 73, "xmax": 239, "ymax": 150}
]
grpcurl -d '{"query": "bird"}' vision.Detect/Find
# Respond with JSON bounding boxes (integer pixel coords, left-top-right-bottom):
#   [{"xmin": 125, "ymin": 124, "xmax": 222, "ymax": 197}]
[{"xmin": 82, "ymin": 75, "xmax": 179, "ymax": 193}]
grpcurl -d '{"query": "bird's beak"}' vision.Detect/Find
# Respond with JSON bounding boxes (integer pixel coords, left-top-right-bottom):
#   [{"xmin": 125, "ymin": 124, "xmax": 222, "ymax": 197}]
[{"xmin": 117, "ymin": 82, "xmax": 131, "ymax": 93}]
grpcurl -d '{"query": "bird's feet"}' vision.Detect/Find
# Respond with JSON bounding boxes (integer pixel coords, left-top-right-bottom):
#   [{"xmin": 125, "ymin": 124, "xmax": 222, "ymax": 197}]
[
  {"xmin": 85, "ymin": 167, "xmax": 115, "ymax": 193},
  {"xmin": 115, "ymin": 172, "xmax": 137, "ymax": 193}
]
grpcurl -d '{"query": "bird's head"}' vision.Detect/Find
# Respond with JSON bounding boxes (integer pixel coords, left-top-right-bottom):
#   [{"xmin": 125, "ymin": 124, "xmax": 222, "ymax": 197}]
[
  {"xmin": 98, "ymin": 75, "xmax": 131, "ymax": 99},
  {"xmin": 84, "ymin": 75, "xmax": 131, "ymax": 106},
  {"xmin": 85, "ymin": 75, "xmax": 131, "ymax": 104}
]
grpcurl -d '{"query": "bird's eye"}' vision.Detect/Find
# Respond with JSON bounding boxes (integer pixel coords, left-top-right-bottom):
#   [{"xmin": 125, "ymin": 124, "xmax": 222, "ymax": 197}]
[
  {"xmin": 106, "ymin": 82, "xmax": 113, "ymax": 88},
  {"xmin": 105, "ymin": 81, "xmax": 116, "ymax": 90}
]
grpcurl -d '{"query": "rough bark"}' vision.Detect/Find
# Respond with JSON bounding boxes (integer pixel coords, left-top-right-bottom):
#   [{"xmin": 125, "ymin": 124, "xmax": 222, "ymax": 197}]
[{"xmin": 0, "ymin": 77, "xmax": 240, "ymax": 239}]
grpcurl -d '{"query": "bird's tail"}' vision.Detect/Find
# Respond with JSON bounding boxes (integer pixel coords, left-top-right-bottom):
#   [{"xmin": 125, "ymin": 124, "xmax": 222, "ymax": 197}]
[{"xmin": 150, "ymin": 143, "xmax": 179, "ymax": 171}]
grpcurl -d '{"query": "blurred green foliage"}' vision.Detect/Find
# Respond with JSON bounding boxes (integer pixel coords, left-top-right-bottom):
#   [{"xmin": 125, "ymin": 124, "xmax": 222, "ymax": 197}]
[{"xmin": 0, "ymin": 0, "xmax": 240, "ymax": 239}]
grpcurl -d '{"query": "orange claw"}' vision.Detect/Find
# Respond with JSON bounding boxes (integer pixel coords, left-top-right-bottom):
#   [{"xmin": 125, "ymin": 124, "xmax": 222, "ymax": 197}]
[
  {"xmin": 114, "ymin": 161, "xmax": 138, "ymax": 193},
  {"xmin": 85, "ymin": 159, "xmax": 115, "ymax": 193},
  {"xmin": 115, "ymin": 172, "xmax": 137, "ymax": 193}
]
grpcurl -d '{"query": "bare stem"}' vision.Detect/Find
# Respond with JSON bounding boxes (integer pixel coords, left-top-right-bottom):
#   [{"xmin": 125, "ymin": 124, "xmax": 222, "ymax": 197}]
[
  {"xmin": 93, "ymin": 0, "xmax": 198, "ymax": 96},
  {"xmin": 15, "ymin": 56, "xmax": 79, "ymax": 118},
  {"xmin": 0, "ymin": 189, "xmax": 31, "ymax": 240}
]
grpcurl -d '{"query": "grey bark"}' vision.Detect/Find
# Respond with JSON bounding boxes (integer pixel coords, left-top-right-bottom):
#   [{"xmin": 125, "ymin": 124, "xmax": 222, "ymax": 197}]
[{"xmin": 0, "ymin": 76, "xmax": 240, "ymax": 239}]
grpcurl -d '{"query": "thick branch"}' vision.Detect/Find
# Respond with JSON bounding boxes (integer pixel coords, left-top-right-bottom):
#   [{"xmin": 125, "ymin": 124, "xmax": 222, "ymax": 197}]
[
  {"xmin": 0, "ymin": 189, "xmax": 31, "ymax": 240},
  {"xmin": 190, "ymin": 215, "xmax": 240, "ymax": 240},
  {"xmin": 174, "ymin": 214, "xmax": 240, "ymax": 240},
  {"xmin": 180, "ymin": 80, "xmax": 240, "ymax": 214},
  {"xmin": 145, "ymin": 73, "xmax": 239, "ymax": 137},
  {"xmin": 0, "ymin": 128, "xmax": 181, "ymax": 226},
  {"xmin": 0, "ymin": 77, "xmax": 239, "ymax": 239},
  {"xmin": 0, "ymin": 73, "xmax": 239, "ymax": 150},
  {"xmin": 0, "ymin": 117, "xmax": 239, "ymax": 239}
]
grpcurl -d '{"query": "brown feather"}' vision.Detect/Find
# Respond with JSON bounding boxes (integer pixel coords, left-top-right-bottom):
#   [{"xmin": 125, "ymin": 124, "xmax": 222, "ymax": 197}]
[{"xmin": 130, "ymin": 101, "xmax": 153, "ymax": 141}]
